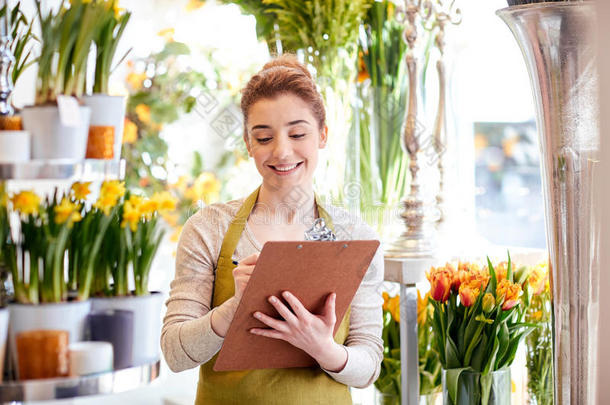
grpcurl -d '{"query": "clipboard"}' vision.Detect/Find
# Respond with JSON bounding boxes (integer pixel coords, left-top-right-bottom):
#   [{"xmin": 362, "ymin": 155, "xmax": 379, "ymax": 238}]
[{"xmin": 213, "ymin": 239, "xmax": 380, "ymax": 371}]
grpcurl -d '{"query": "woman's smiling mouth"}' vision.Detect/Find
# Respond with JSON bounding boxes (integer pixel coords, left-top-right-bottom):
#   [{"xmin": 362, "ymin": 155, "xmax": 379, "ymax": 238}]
[{"xmin": 268, "ymin": 161, "xmax": 304, "ymax": 175}]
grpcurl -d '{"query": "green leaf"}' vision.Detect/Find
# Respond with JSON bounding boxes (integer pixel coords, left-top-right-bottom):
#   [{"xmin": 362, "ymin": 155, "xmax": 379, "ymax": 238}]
[
  {"xmin": 445, "ymin": 367, "xmax": 471, "ymax": 405},
  {"xmin": 445, "ymin": 337, "xmax": 461, "ymax": 369},
  {"xmin": 481, "ymin": 372, "xmax": 493, "ymax": 405}
]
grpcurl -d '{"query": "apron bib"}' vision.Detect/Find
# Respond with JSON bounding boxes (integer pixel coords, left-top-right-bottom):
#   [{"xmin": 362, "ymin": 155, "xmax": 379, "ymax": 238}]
[{"xmin": 195, "ymin": 187, "xmax": 352, "ymax": 405}]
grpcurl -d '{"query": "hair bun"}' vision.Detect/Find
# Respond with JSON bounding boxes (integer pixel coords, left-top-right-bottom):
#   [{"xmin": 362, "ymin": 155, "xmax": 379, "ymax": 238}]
[{"xmin": 262, "ymin": 54, "xmax": 313, "ymax": 80}]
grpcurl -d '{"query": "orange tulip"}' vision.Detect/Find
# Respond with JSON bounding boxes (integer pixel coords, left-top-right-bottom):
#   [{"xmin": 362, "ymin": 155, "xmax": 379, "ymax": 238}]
[
  {"xmin": 458, "ymin": 282, "xmax": 479, "ymax": 307},
  {"xmin": 427, "ymin": 266, "xmax": 453, "ymax": 303},
  {"xmin": 527, "ymin": 262, "xmax": 549, "ymax": 296},
  {"xmin": 496, "ymin": 279, "xmax": 522, "ymax": 310}
]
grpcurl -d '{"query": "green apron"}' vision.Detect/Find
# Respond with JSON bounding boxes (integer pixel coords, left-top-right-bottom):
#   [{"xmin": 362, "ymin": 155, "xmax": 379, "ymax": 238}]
[{"xmin": 195, "ymin": 186, "xmax": 352, "ymax": 405}]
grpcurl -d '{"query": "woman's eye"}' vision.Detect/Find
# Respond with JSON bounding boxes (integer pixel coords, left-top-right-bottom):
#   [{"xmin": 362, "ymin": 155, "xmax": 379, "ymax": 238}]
[
  {"xmin": 290, "ymin": 134, "xmax": 305, "ymax": 139},
  {"xmin": 256, "ymin": 137, "xmax": 272, "ymax": 143}
]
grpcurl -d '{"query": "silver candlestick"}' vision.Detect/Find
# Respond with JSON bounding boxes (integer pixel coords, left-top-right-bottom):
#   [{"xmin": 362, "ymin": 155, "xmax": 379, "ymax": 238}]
[
  {"xmin": 386, "ymin": 0, "xmax": 437, "ymax": 258},
  {"xmin": 0, "ymin": 0, "xmax": 14, "ymax": 116},
  {"xmin": 431, "ymin": 0, "xmax": 461, "ymax": 226}
]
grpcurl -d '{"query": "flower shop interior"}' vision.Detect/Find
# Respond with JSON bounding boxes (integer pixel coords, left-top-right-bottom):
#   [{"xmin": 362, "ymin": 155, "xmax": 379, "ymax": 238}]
[{"xmin": 1, "ymin": 0, "xmax": 610, "ymax": 404}]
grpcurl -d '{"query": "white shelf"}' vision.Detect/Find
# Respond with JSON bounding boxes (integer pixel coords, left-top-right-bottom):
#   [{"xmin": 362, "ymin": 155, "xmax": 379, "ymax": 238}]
[{"xmin": 0, "ymin": 159, "xmax": 125, "ymax": 181}]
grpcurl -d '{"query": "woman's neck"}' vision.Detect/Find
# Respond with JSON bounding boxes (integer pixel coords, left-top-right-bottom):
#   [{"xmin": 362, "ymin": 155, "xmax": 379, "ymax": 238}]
[{"xmin": 253, "ymin": 183, "xmax": 317, "ymax": 226}]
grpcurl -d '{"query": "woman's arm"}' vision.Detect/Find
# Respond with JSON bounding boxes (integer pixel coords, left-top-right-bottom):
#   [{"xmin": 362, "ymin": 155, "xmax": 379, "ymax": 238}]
[
  {"xmin": 161, "ymin": 208, "xmax": 234, "ymax": 372},
  {"xmin": 322, "ymin": 230, "xmax": 385, "ymax": 388}
]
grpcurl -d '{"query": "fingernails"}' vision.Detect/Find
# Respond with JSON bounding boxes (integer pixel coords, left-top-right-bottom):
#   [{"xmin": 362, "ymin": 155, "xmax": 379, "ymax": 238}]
[
  {"xmin": 282, "ymin": 291, "xmax": 290, "ymax": 298},
  {"xmin": 269, "ymin": 296, "xmax": 277, "ymax": 303},
  {"xmin": 254, "ymin": 312, "xmax": 261, "ymax": 319}
]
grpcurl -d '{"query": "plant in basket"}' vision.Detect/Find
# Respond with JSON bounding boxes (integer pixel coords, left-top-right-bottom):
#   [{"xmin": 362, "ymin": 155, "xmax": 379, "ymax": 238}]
[{"xmin": 426, "ymin": 256, "xmax": 536, "ymax": 405}]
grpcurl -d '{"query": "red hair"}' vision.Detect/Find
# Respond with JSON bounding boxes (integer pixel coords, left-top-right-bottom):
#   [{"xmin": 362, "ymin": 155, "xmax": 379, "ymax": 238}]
[{"xmin": 240, "ymin": 54, "xmax": 326, "ymax": 135}]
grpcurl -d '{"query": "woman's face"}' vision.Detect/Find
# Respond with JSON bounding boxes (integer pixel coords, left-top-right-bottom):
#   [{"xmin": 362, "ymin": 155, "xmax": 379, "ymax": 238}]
[{"xmin": 244, "ymin": 93, "xmax": 327, "ymax": 192}]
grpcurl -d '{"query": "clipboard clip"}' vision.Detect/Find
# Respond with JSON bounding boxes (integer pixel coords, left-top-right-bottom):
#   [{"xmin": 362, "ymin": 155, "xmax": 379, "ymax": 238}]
[{"xmin": 304, "ymin": 218, "xmax": 336, "ymax": 241}]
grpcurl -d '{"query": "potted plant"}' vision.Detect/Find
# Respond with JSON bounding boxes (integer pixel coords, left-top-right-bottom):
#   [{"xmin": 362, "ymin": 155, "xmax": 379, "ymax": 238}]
[
  {"xmin": 91, "ymin": 190, "xmax": 176, "ymax": 366},
  {"xmin": 0, "ymin": 1, "xmax": 37, "ymax": 160},
  {"xmin": 21, "ymin": 0, "xmax": 105, "ymax": 160},
  {"xmin": 426, "ymin": 257, "xmax": 536, "ymax": 405},
  {"xmin": 83, "ymin": 0, "xmax": 131, "ymax": 161}
]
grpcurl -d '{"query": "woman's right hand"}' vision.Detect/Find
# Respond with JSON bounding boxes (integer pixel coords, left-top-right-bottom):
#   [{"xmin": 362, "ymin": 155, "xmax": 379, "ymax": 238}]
[{"xmin": 233, "ymin": 253, "xmax": 259, "ymax": 300}]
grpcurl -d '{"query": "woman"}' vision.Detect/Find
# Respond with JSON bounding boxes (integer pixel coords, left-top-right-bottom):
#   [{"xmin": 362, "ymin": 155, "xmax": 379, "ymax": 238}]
[{"xmin": 161, "ymin": 55, "xmax": 384, "ymax": 405}]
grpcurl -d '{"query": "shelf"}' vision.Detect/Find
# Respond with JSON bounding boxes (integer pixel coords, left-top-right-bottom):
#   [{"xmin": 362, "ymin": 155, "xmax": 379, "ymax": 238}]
[
  {"xmin": 0, "ymin": 159, "xmax": 125, "ymax": 181},
  {"xmin": 0, "ymin": 359, "xmax": 160, "ymax": 402}
]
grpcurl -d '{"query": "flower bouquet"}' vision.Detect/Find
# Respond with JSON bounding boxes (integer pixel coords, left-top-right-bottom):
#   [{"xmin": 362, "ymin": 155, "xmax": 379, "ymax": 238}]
[{"xmin": 426, "ymin": 256, "xmax": 536, "ymax": 405}]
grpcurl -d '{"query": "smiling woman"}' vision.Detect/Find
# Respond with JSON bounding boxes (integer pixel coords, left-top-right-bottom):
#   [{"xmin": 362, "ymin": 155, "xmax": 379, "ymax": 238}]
[{"xmin": 161, "ymin": 55, "xmax": 384, "ymax": 405}]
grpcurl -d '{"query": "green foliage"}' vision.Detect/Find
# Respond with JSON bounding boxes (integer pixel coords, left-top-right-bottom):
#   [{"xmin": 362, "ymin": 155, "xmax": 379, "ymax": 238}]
[
  {"xmin": 525, "ymin": 291, "xmax": 553, "ymax": 405},
  {"xmin": 0, "ymin": 2, "xmax": 37, "ymax": 87}
]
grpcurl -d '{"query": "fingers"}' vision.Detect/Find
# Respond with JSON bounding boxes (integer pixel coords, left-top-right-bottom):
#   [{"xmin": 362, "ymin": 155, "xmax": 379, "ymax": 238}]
[
  {"xmin": 323, "ymin": 293, "xmax": 337, "ymax": 325},
  {"xmin": 253, "ymin": 311, "xmax": 290, "ymax": 333},
  {"xmin": 240, "ymin": 253, "xmax": 259, "ymax": 265},
  {"xmin": 249, "ymin": 328, "xmax": 283, "ymax": 340},
  {"xmin": 281, "ymin": 291, "xmax": 310, "ymax": 319},
  {"xmin": 267, "ymin": 295, "xmax": 298, "ymax": 324}
]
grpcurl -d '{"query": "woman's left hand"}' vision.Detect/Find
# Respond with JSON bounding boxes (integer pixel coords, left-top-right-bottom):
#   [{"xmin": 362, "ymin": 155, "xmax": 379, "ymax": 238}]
[{"xmin": 250, "ymin": 291, "xmax": 348, "ymax": 372}]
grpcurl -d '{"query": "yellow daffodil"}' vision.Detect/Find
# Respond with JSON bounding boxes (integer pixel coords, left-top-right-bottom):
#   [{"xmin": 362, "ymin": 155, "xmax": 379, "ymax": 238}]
[
  {"xmin": 71, "ymin": 182, "xmax": 92, "ymax": 201},
  {"xmin": 185, "ymin": 172, "xmax": 221, "ymax": 204},
  {"xmin": 121, "ymin": 200, "xmax": 142, "ymax": 231},
  {"xmin": 126, "ymin": 72, "xmax": 147, "ymax": 91},
  {"xmin": 387, "ymin": 295, "xmax": 400, "ymax": 323},
  {"xmin": 152, "ymin": 191, "xmax": 178, "ymax": 213},
  {"xmin": 94, "ymin": 180, "xmax": 125, "ymax": 215},
  {"xmin": 170, "ymin": 225, "xmax": 183, "ymax": 242},
  {"xmin": 157, "ymin": 27, "xmax": 175, "ymax": 42},
  {"xmin": 139, "ymin": 198, "xmax": 159, "ymax": 218},
  {"xmin": 54, "ymin": 198, "xmax": 82, "ymax": 225},
  {"xmin": 135, "ymin": 104, "xmax": 151, "ymax": 125},
  {"xmin": 170, "ymin": 175, "xmax": 189, "ymax": 193},
  {"xmin": 123, "ymin": 117, "xmax": 138, "ymax": 144},
  {"xmin": 185, "ymin": 0, "xmax": 205, "ymax": 12},
  {"xmin": 11, "ymin": 190, "xmax": 41, "ymax": 216},
  {"xmin": 382, "ymin": 291, "xmax": 390, "ymax": 311}
]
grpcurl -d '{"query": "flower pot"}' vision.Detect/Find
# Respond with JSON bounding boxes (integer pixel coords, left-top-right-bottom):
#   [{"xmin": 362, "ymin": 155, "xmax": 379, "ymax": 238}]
[
  {"xmin": 0, "ymin": 131, "xmax": 30, "ymax": 162},
  {"xmin": 91, "ymin": 292, "xmax": 163, "ymax": 365},
  {"xmin": 442, "ymin": 368, "xmax": 510, "ymax": 405},
  {"xmin": 82, "ymin": 94, "xmax": 126, "ymax": 161},
  {"xmin": 0, "ymin": 308, "xmax": 9, "ymax": 382},
  {"xmin": 21, "ymin": 105, "xmax": 91, "ymax": 160},
  {"xmin": 87, "ymin": 309, "xmax": 134, "ymax": 369}
]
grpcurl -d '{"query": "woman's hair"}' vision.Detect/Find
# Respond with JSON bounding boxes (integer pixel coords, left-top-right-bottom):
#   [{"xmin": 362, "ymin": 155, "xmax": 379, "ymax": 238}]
[{"xmin": 240, "ymin": 54, "xmax": 326, "ymax": 135}]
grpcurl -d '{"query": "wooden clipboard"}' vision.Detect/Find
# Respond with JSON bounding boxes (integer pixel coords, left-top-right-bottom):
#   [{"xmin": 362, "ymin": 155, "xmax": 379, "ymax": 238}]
[{"xmin": 213, "ymin": 239, "xmax": 380, "ymax": 371}]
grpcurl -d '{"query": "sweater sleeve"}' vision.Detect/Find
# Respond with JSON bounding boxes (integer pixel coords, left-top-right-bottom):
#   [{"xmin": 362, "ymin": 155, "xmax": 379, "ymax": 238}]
[
  {"xmin": 323, "ymin": 219, "xmax": 385, "ymax": 388},
  {"xmin": 161, "ymin": 206, "xmax": 230, "ymax": 372}
]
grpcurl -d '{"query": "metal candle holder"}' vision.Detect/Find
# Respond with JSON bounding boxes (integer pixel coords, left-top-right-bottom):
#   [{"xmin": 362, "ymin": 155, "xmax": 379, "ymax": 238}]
[{"xmin": 386, "ymin": 0, "xmax": 437, "ymax": 258}]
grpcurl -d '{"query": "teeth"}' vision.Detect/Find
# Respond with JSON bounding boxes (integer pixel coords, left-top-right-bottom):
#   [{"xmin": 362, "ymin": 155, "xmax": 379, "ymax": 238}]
[{"xmin": 273, "ymin": 163, "xmax": 299, "ymax": 172}]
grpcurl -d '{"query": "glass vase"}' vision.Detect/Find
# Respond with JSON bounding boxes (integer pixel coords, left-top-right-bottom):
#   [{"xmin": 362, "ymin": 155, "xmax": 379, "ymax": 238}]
[
  {"xmin": 375, "ymin": 390, "xmax": 400, "ymax": 405},
  {"xmin": 441, "ymin": 368, "xmax": 510, "ymax": 405},
  {"xmin": 497, "ymin": 4, "xmax": 599, "ymax": 404}
]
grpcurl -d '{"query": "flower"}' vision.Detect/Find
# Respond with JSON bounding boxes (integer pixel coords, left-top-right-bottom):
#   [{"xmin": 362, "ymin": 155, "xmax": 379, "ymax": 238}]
[
  {"xmin": 482, "ymin": 292, "xmax": 495, "ymax": 313},
  {"xmin": 139, "ymin": 198, "xmax": 159, "ymax": 218},
  {"xmin": 70, "ymin": 182, "xmax": 92, "ymax": 201},
  {"xmin": 458, "ymin": 281, "xmax": 479, "ymax": 307},
  {"xmin": 54, "ymin": 198, "xmax": 82, "ymax": 225},
  {"xmin": 123, "ymin": 117, "xmax": 138, "ymax": 144},
  {"xmin": 417, "ymin": 290, "xmax": 429, "ymax": 325},
  {"xmin": 426, "ymin": 265, "xmax": 453, "ymax": 303},
  {"xmin": 11, "ymin": 190, "xmax": 41, "ymax": 216},
  {"xmin": 496, "ymin": 279, "xmax": 522, "ymax": 310},
  {"xmin": 185, "ymin": 172, "xmax": 221, "ymax": 204},
  {"xmin": 170, "ymin": 225, "xmax": 183, "ymax": 242},
  {"xmin": 151, "ymin": 191, "xmax": 178, "ymax": 213},
  {"xmin": 121, "ymin": 199, "xmax": 142, "ymax": 231},
  {"xmin": 527, "ymin": 261, "xmax": 549, "ymax": 296},
  {"xmin": 126, "ymin": 72, "xmax": 147, "ymax": 91},
  {"xmin": 94, "ymin": 180, "xmax": 126, "ymax": 215},
  {"xmin": 387, "ymin": 294, "xmax": 400, "ymax": 323},
  {"xmin": 382, "ymin": 291, "xmax": 390, "ymax": 311},
  {"xmin": 185, "ymin": 0, "xmax": 205, "ymax": 12},
  {"xmin": 157, "ymin": 27, "xmax": 175, "ymax": 42},
  {"xmin": 135, "ymin": 104, "xmax": 151, "ymax": 124}
]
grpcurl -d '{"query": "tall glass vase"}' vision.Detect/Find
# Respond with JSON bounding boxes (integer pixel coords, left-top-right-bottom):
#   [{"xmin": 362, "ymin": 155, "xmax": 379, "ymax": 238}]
[{"xmin": 497, "ymin": 3, "xmax": 599, "ymax": 405}]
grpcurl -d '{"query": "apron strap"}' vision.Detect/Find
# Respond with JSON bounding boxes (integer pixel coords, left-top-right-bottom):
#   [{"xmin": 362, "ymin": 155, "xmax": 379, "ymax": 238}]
[{"xmin": 212, "ymin": 185, "xmax": 335, "ymax": 307}]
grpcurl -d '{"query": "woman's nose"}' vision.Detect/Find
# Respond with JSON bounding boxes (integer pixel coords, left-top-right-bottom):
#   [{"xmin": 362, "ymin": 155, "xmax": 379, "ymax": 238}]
[{"xmin": 272, "ymin": 136, "xmax": 291, "ymax": 159}]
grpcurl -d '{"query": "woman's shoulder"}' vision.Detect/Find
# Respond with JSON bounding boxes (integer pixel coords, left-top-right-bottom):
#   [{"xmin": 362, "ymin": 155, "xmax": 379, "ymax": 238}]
[{"xmin": 320, "ymin": 201, "xmax": 380, "ymax": 242}]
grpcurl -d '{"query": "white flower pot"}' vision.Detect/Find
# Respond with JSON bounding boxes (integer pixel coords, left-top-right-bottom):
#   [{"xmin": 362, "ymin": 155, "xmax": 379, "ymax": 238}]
[
  {"xmin": 91, "ymin": 292, "xmax": 163, "ymax": 366},
  {"xmin": 8, "ymin": 300, "xmax": 91, "ymax": 376},
  {"xmin": 83, "ymin": 94, "xmax": 126, "ymax": 161},
  {"xmin": 0, "ymin": 308, "xmax": 9, "ymax": 382},
  {"xmin": 0, "ymin": 131, "xmax": 30, "ymax": 162},
  {"xmin": 21, "ymin": 105, "xmax": 91, "ymax": 160},
  {"xmin": 69, "ymin": 341, "xmax": 113, "ymax": 376}
]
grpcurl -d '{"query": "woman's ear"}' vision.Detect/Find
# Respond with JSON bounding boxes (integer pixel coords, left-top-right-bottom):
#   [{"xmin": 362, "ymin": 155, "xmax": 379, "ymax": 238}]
[
  {"xmin": 243, "ymin": 130, "xmax": 253, "ymax": 157},
  {"xmin": 319, "ymin": 125, "xmax": 328, "ymax": 149}
]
